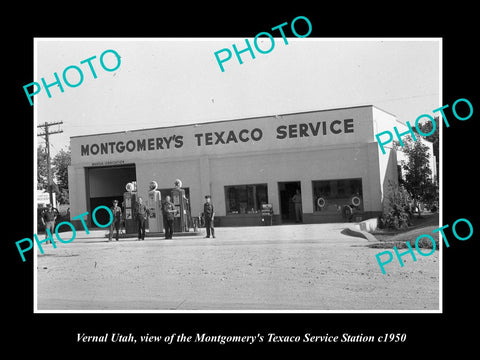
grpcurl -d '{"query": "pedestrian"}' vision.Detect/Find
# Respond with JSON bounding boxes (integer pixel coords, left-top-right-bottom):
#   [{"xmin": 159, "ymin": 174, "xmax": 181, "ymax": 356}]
[
  {"xmin": 203, "ymin": 195, "xmax": 215, "ymax": 238},
  {"xmin": 41, "ymin": 203, "xmax": 57, "ymax": 244},
  {"xmin": 292, "ymin": 188, "xmax": 303, "ymax": 223},
  {"xmin": 162, "ymin": 195, "xmax": 175, "ymax": 239},
  {"xmin": 134, "ymin": 197, "xmax": 149, "ymax": 240},
  {"xmin": 108, "ymin": 199, "xmax": 122, "ymax": 241}
]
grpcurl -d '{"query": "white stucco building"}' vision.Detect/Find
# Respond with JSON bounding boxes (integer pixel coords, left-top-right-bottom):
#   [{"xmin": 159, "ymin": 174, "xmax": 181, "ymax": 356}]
[{"xmin": 68, "ymin": 105, "xmax": 434, "ymax": 228}]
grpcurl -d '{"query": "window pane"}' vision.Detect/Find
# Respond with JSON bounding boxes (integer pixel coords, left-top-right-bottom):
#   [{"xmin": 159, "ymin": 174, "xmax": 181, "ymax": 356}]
[
  {"xmin": 225, "ymin": 184, "xmax": 268, "ymax": 214},
  {"xmin": 256, "ymin": 184, "xmax": 268, "ymax": 207},
  {"xmin": 312, "ymin": 178, "xmax": 363, "ymax": 212}
]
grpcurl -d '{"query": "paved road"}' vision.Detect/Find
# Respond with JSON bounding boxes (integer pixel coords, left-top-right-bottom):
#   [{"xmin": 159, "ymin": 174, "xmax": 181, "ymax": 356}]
[{"xmin": 36, "ymin": 223, "xmax": 439, "ymax": 311}]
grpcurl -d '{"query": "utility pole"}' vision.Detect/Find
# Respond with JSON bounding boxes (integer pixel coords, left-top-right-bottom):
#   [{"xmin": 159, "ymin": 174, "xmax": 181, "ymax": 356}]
[{"xmin": 37, "ymin": 121, "xmax": 63, "ymax": 206}]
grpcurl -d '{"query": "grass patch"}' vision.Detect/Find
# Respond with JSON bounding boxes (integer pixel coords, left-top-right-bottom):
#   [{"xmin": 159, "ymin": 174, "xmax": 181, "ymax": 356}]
[{"xmin": 368, "ymin": 213, "xmax": 439, "ymax": 250}]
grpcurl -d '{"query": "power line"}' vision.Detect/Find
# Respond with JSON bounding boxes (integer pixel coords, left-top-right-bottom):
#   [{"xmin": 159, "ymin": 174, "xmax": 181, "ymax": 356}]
[{"xmin": 37, "ymin": 121, "xmax": 63, "ymax": 206}]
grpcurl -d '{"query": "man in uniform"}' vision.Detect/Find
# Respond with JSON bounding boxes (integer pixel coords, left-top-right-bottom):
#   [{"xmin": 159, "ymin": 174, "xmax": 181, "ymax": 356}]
[
  {"xmin": 109, "ymin": 199, "xmax": 122, "ymax": 242},
  {"xmin": 135, "ymin": 197, "xmax": 149, "ymax": 241},
  {"xmin": 41, "ymin": 204, "xmax": 57, "ymax": 244},
  {"xmin": 203, "ymin": 195, "xmax": 215, "ymax": 238},
  {"xmin": 292, "ymin": 188, "xmax": 303, "ymax": 223},
  {"xmin": 162, "ymin": 195, "xmax": 176, "ymax": 239}
]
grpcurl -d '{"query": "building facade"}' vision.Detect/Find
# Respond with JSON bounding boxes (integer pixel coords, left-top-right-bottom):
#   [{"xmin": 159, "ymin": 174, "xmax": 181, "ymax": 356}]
[{"xmin": 68, "ymin": 105, "xmax": 423, "ymax": 228}]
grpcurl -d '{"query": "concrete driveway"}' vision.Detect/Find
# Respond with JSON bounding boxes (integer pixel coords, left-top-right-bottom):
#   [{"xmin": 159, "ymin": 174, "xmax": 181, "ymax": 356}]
[{"xmin": 36, "ymin": 223, "xmax": 440, "ymax": 311}]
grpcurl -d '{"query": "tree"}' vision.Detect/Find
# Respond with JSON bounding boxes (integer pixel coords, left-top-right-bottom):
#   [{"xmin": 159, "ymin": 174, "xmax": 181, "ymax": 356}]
[
  {"xmin": 37, "ymin": 145, "xmax": 48, "ymax": 190},
  {"xmin": 52, "ymin": 147, "xmax": 71, "ymax": 204},
  {"xmin": 415, "ymin": 116, "xmax": 439, "ymax": 183},
  {"xmin": 399, "ymin": 137, "xmax": 437, "ymax": 215}
]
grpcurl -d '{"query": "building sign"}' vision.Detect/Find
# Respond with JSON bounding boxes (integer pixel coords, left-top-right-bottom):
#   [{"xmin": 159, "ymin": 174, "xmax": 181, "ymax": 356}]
[
  {"xmin": 82, "ymin": 138, "xmax": 183, "ymax": 156},
  {"xmin": 276, "ymin": 119, "xmax": 354, "ymax": 138},
  {"xmin": 37, "ymin": 190, "xmax": 56, "ymax": 206},
  {"xmin": 80, "ymin": 119, "xmax": 354, "ymax": 157},
  {"xmin": 90, "ymin": 160, "xmax": 125, "ymax": 167},
  {"xmin": 71, "ymin": 107, "xmax": 375, "ymax": 164}
]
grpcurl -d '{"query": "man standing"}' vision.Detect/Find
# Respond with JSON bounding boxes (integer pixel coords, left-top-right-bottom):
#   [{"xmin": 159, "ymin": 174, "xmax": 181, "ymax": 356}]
[
  {"xmin": 41, "ymin": 204, "xmax": 57, "ymax": 244},
  {"xmin": 203, "ymin": 195, "xmax": 215, "ymax": 238},
  {"xmin": 109, "ymin": 200, "xmax": 122, "ymax": 242},
  {"xmin": 162, "ymin": 195, "xmax": 175, "ymax": 239},
  {"xmin": 135, "ymin": 197, "xmax": 149, "ymax": 241},
  {"xmin": 292, "ymin": 188, "xmax": 303, "ymax": 223}
]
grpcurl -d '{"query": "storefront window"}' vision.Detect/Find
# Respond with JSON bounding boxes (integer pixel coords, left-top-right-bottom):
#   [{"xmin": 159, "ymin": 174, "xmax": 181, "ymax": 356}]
[
  {"xmin": 225, "ymin": 184, "xmax": 268, "ymax": 214},
  {"xmin": 312, "ymin": 178, "xmax": 363, "ymax": 212}
]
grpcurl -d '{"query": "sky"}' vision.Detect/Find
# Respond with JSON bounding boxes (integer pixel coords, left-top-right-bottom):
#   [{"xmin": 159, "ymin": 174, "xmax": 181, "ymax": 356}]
[{"xmin": 35, "ymin": 38, "xmax": 440, "ymax": 157}]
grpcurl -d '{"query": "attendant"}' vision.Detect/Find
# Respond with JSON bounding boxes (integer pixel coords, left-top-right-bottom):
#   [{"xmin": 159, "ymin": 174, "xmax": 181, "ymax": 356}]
[
  {"xmin": 135, "ymin": 197, "xmax": 149, "ymax": 240},
  {"xmin": 109, "ymin": 200, "xmax": 122, "ymax": 241},
  {"xmin": 162, "ymin": 195, "xmax": 175, "ymax": 239},
  {"xmin": 292, "ymin": 189, "xmax": 303, "ymax": 223},
  {"xmin": 41, "ymin": 204, "xmax": 57, "ymax": 244},
  {"xmin": 203, "ymin": 195, "xmax": 215, "ymax": 238}
]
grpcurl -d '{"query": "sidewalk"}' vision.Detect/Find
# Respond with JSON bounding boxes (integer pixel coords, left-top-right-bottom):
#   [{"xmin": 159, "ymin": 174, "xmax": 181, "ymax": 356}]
[
  {"xmin": 53, "ymin": 222, "xmax": 368, "ymax": 245},
  {"xmin": 52, "ymin": 228, "xmax": 202, "ymax": 243}
]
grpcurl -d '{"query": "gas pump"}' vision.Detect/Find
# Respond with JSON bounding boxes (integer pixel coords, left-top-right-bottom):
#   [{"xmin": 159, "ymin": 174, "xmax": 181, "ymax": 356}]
[
  {"xmin": 171, "ymin": 179, "xmax": 189, "ymax": 232},
  {"xmin": 123, "ymin": 181, "xmax": 137, "ymax": 234},
  {"xmin": 147, "ymin": 180, "xmax": 163, "ymax": 233}
]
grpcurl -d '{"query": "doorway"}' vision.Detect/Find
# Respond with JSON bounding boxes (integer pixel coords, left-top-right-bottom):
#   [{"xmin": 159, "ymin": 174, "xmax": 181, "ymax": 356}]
[
  {"xmin": 278, "ymin": 181, "xmax": 302, "ymax": 223},
  {"xmin": 85, "ymin": 164, "xmax": 136, "ymax": 227}
]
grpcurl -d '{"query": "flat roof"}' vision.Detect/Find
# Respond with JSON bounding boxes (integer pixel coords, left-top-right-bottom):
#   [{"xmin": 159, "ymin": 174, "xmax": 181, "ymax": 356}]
[{"xmin": 70, "ymin": 104, "xmax": 395, "ymax": 139}]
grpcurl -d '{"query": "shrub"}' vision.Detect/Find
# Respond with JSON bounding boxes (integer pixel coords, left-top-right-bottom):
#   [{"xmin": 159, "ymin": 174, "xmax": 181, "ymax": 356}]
[{"xmin": 381, "ymin": 181, "xmax": 414, "ymax": 230}]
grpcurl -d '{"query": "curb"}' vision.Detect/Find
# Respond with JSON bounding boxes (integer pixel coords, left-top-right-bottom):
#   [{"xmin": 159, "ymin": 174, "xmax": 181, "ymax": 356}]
[
  {"xmin": 104, "ymin": 231, "xmax": 202, "ymax": 239},
  {"xmin": 341, "ymin": 226, "xmax": 378, "ymax": 242}
]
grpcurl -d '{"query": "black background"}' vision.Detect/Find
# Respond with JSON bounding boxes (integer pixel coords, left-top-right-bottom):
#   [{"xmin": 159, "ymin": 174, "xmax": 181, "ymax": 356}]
[{"xmin": 6, "ymin": 4, "xmax": 478, "ymax": 356}]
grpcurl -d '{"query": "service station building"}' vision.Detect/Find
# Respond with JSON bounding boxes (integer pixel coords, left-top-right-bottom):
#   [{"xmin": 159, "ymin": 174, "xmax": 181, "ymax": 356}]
[{"xmin": 68, "ymin": 105, "xmax": 434, "ymax": 228}]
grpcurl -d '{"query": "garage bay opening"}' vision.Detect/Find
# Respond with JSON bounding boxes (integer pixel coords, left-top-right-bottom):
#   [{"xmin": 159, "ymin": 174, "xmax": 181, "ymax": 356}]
[{"xmin": 85, "ymin": 164, "xmax": 136, "ymax": 227}]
